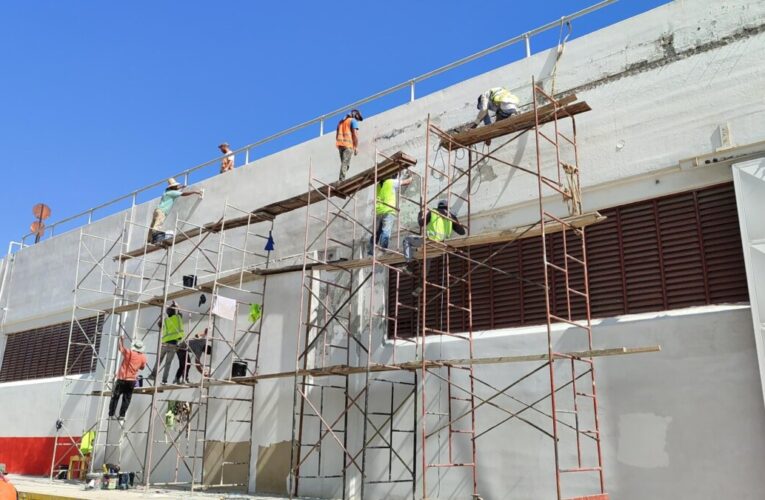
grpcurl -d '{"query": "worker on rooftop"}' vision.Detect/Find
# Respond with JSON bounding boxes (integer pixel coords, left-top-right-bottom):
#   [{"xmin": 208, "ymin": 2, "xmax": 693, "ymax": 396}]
[
  {"xmin": 147, "ymin": 178, "xmax": 203, "ymax": 244},
  {"xmin": 108, "ymin": 335, "xmax": 147, "ymax": 423},
  {"xmin": 336, "ymin": 109, "xmax": 363, "ymax": 181},
  {"xmin": 219, "ymin": 142, "xmax": 235, "ymax": 173},
  {"xmin": 471, "ymin": 87, "xmax": 520, "ymax": 128},
  {"xmin": 368, "ymin": 172, "xmax": 412, "ymax": 256}
]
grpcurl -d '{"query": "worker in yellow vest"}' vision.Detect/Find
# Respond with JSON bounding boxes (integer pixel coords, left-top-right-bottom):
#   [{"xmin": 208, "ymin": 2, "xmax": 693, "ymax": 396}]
[
  {"xmin": 368, "ymin": 172, "xmax": 412, "ymax": 256},
  {"xmin": 336, "ymin": 109, "xmax": 363, "ymax": 181},
  {"xmin": 149, "ymin": 301, "xmax": 186, "ymax": 385},
  {"xmin": 471, "ymin": 87, "xmax": 520, "ymax": 128},
  {"xmin": 403, "ymin": 198, "xmax": 466, "ymax": 264},
  {"xmin": 403, "ymin": 200, "xmax": 466, "ymax": 296}
]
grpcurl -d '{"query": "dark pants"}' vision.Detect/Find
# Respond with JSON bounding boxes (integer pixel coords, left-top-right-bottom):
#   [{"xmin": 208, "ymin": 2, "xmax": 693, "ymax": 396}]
[
  {"xmin": 338, "ymin": 147, "xmax": 353, "ymax": 181},
  {"xmin": 109, "ymin": 379, "xmax": 135, "ymax": 418},
  {"xmin": 174, "ymin": 343, "xmax": 188, "ymax": 383}
]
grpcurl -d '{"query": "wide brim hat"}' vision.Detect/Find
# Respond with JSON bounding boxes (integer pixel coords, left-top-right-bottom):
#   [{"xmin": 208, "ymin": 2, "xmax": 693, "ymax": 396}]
[
  {"xmin": 167, "ymin": 178, "xmax": 181, "ymax": 188},
  {"xmin": 132, "ymin": 339, "xmax": 145, "ymax": 353}
]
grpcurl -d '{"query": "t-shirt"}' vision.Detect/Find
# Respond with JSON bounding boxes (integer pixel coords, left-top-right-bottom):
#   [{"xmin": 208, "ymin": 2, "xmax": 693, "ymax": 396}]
[
  {"xmin": 117, "ymin": 342, "xmax": 147, "ymax": 381},
  {"xmin": 157, "ymin": 189, "xmax": 182, "ymax": 215},
  {"xmin": 221, "ymin": 152, "xmax": 235, "ymax": 170},
  {"xmin": 350, "ymin": 118, "xmax": 359, "ymax": 130}
]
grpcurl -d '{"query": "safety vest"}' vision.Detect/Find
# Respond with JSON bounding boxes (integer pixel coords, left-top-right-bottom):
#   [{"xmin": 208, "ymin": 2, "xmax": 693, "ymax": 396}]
[
  {"xmin": 489, "ymin": 87, "xmax": 519, "ymax": 106},
  {"xmin": 336, "ymin": 116, "xmax": 355, "ymax": 149},
  {"xmin": 162, "ymin": 315, "xmax": 184, "ymax": 343},
  {"xmin": 80, "ymin": 430, "xmax": 96, "ymax": 455},
  {"xmin": 375, "ymin": 180, "xmax": 397, "ymax": 215},
  {"xmin": 427, "ymin": 211, "xmax": 453, "ymax": 242}
]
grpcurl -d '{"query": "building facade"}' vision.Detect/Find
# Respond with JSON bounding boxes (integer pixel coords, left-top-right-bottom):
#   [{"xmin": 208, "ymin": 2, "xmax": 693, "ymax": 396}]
[{"xmin": 1, "ymin": 1, "xmax": 765, "ymax": 498}]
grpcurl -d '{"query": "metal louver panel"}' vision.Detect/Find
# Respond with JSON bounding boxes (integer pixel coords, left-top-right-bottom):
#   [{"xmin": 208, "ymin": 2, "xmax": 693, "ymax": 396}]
[
  {"xmin": 0, "ymin": 316, "xmax": 103, "ymax": 382},
  {"xmin": 390, "ymin": 182, "xmax": 748, "ymax": 338}
]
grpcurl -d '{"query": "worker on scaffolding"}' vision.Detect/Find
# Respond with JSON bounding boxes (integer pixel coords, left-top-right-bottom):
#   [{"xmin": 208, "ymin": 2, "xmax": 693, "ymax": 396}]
[
  {"xmin": 147, "ymin": 178, "xmax": 203, "ymax": 244},
  {"xmin": 471, "ymin": 87, "xmax": 520, "ymax": 128},
  {"xmin": 368, "ymin": 172, "xmax": 412, "ymax": 255},
  {"xmin": 183, "ymin": 327, "xmax": 212, "ymax": 380},
  {"xmin": 403, "ymin": 199, "xmax": 466, "ymax": 295},
  {"xmin": 108, "ymin": 335, "xmax": 147, "ymax": 423},
  {"xmin": 149, "ymin": 301, "xmax": 187, "ymax": 385},
  {"xmin": 218, "ymin": 142, "xmax": 235, "ymax": 173},
  {"xmin": 336, "ymin": 109, "xmax": 363, "ymax": 181}
]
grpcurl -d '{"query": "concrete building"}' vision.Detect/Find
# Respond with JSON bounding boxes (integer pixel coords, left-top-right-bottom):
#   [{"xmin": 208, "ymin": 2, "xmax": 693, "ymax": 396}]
[{"xmin": 1, "ymin": 0, "xmax": 765, "ymax": 498}]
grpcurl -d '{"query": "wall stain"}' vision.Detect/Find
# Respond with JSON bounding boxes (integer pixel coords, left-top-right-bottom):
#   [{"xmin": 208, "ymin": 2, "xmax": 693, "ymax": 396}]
[{"xmin": 563, "ymin": 21, "xmax": 765, "ymax": 97}]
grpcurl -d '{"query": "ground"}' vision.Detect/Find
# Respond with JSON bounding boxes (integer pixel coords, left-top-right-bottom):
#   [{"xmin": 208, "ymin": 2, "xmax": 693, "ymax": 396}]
[{"xmin": 8, "ymin": 474, "xmax": 313, "ymax": 500}]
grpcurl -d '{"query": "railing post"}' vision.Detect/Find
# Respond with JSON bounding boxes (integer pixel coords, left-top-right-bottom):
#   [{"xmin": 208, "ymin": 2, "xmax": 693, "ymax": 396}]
[
  {"xmin": 183, "ymin": 173, "xmax": 189, "ymax": 186},
  {"xmin": 525, "ymin": 34, "xmax": 531, "ymax": 58},
  {"xmin": 245, "ymin": 147, "xmax": 250, "ymax": 165},
  {"xmin": 88, "ymin": 210, "xmax": 94, "ymax": 224},
  {"xmin": 319, "ymin": 119, "xmax": 324, "ymax": 137},
  {"xmin": 410, "ymin": 81, "xmax": 416, "ymax": 102}
]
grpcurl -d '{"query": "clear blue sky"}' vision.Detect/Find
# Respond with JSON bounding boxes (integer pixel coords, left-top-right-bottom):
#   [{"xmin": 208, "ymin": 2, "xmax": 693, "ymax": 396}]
[{"xmin": 0, "ymin": 0, "xmax": 668, "ymax": 247}]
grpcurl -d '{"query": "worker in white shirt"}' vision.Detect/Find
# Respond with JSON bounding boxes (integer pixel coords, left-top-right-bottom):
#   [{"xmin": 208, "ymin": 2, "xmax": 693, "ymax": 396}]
[{"xmin": 219, "ymin": 142, "xmax": 235, "ymax": 173}]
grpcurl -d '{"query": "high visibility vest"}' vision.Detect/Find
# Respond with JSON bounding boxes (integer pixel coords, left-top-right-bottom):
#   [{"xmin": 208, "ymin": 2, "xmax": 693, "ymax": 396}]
[
  {"xmin": 162, "ymin": 315, "xmax": 184, "ymax": 343},
  {"xmin": 375, "ymin": 180, "xmax": 397, "ymax": 215},
  {"xmin": 80, "ymin": 430, "xmax": 96, "ymax": 455},
  {"xmin": 489, "ymin": 87, "xmax": 519, "ymax": 106},
  {"xmin": 336, "ymin": 116, "xmax": 355, "ymax": 149},
  {"xmin": 427, "ymin": 211, "xmax": 453, "ymax": 242}
]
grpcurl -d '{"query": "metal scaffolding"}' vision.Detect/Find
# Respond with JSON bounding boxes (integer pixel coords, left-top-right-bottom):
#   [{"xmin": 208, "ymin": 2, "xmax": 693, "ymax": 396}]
[
  {"xmin": 47, "ymin": 80, "xmax": 657, "ymax": 499},
  {"xmin": 50, "ymin": 200, "xmax": 273, "ymax": 491},
  {"xmin": 287, "ymin": 80, "xmax": 626, "ymax": 499}
]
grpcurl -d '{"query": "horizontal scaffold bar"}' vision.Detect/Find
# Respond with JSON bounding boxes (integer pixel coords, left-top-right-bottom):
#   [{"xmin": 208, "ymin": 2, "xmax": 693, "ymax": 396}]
[
  {"xmin": 316, "ymin": 211, "xmax": 605, "ymax": 271},
  {"xmin": 93, "ymin": 346, "xmax": 659, "ymax": 396},
  {"xmin": 118, "ymin": 151, "xmax": 417, "ymax": 261},
  {"xmin": 108, "ymin": 211, "xmax": 604, "ymax": 315}
]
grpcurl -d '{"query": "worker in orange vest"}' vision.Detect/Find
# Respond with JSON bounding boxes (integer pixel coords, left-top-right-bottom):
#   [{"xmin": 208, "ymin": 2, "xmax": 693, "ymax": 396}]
[{"xmin": 336, "ymin": 109, "xmax": 363, "ymax": 181}]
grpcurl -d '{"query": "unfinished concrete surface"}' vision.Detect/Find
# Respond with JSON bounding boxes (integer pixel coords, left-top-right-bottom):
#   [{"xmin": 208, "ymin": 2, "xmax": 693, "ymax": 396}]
[{"xmin": 0, "ymin": 0, "xmax": 764, "ymax": 498}]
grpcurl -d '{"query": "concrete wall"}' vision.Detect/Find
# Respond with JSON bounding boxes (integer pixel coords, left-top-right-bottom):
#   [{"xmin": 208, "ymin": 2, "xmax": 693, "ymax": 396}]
[{"xmin": 1, "ymin": 0, "xmax": 765, "ymax": 498}]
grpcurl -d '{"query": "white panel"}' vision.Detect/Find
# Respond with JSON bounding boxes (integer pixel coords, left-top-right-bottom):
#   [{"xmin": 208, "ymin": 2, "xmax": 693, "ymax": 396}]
[{"xmin": 733, "ymin": 157, "xmax": 765, "ymax": 407}]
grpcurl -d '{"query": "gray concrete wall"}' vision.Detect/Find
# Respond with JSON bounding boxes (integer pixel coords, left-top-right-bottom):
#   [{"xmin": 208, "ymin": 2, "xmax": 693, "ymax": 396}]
[{"xmin": 1, "ymin": 0, "xmax": 765, "ymax": 498}]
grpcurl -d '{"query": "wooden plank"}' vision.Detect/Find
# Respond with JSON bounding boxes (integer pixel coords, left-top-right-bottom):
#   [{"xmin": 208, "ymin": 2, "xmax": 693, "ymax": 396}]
[
  {"xmin": 317, "ymin": 211, "xmax": 606, "ymax": 271},
  {"xmin": 94, "ymin": 345, "xmax": 660, "ymax": 395},
  {"xmin": 117, "ymin": 151, "xmax": 416, "ymax": 260},
  {"xmin": 440, "ymin": 96, "xmax": 590, "ymax": 150},
  {"xmin": 107, "ymin": 212, "xmax": 604, "ymax": 315}
]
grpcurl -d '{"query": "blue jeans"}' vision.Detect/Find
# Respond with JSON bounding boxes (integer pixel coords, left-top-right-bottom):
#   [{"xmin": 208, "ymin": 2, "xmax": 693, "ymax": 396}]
[{"xmin": 369, "ymin": 213, "xmax": 395, "ymax": 255}]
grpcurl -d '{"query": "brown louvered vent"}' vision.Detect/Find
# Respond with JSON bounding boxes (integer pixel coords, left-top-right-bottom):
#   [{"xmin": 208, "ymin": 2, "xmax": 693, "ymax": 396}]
[
  {"xmin": 0, "ymin": 315, "xmax": 104, "ymax": 382},
  {"xmin": 389, "ymin": 183, "xmax": 748, "ymax": 337}
]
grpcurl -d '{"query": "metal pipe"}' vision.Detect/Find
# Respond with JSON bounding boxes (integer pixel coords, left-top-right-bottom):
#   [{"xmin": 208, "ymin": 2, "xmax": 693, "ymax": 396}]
[{"xmin": 17, "ymin": 1, "xmax": 616, "ymax": 245}]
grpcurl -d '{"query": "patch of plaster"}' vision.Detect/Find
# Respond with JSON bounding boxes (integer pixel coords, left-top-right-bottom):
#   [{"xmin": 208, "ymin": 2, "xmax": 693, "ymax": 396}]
[
  {"xmin": 566, "ymin": 21, "xmax": 765, "ymax": 96},
  {"xmin": 616, "ymin": 413, "xmax": 671, "ymax": 468}
]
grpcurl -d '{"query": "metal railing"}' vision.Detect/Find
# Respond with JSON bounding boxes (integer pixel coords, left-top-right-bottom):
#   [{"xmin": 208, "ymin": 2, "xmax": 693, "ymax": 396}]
[{"xmin": 18, "ymin": 0, "xmax": 616, "ymax": 246}]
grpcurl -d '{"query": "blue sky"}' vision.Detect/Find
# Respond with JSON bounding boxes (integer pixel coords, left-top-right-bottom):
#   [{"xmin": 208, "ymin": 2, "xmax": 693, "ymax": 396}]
[{"xmin": 0, "ymin": 0, "xmax": 668, "ymax": 246}]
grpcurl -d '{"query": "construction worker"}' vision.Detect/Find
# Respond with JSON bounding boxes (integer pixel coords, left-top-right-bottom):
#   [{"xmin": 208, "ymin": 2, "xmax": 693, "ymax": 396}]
[
  {"xmin": 368, "ymin": 172, "xmax": 412, "ymax": 255},
  {"xmin": 219, "ymin": 142, "xmax": 235, "ymax": 173},
  {"xmin": 184, "ymin": 327, "xmax": 212, "ymax": 379},
  {"xmin": 336, "ymin": 109, "xmax": 363, "ymax": 181},
  {"xmin": 403, "ymin": 200, "xmax": 466, "ymax": 296},
  {"xmin": 147, "ymin": 178, "xmax": 203, "ymax": 243},
  {"xmin": 108, "ymin": 335, "xmax": 147, "ymax": 423},
  {"xmin": 150, "ymin": 302, "xmax": 186, "ymax": 385},
  {"xmin": 471, "ymin": 87, "xmax": 520, "ymax": 128},
  {"xmin": 403, "ymin": 199, "xmax": 466, "ymax": 260}
]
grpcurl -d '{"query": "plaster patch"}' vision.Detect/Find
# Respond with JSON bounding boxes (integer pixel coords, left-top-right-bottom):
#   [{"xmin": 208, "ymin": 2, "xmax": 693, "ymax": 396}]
[{"xmin": 616, "ymin": 413, "xmax": 671, "ymax": 468}]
